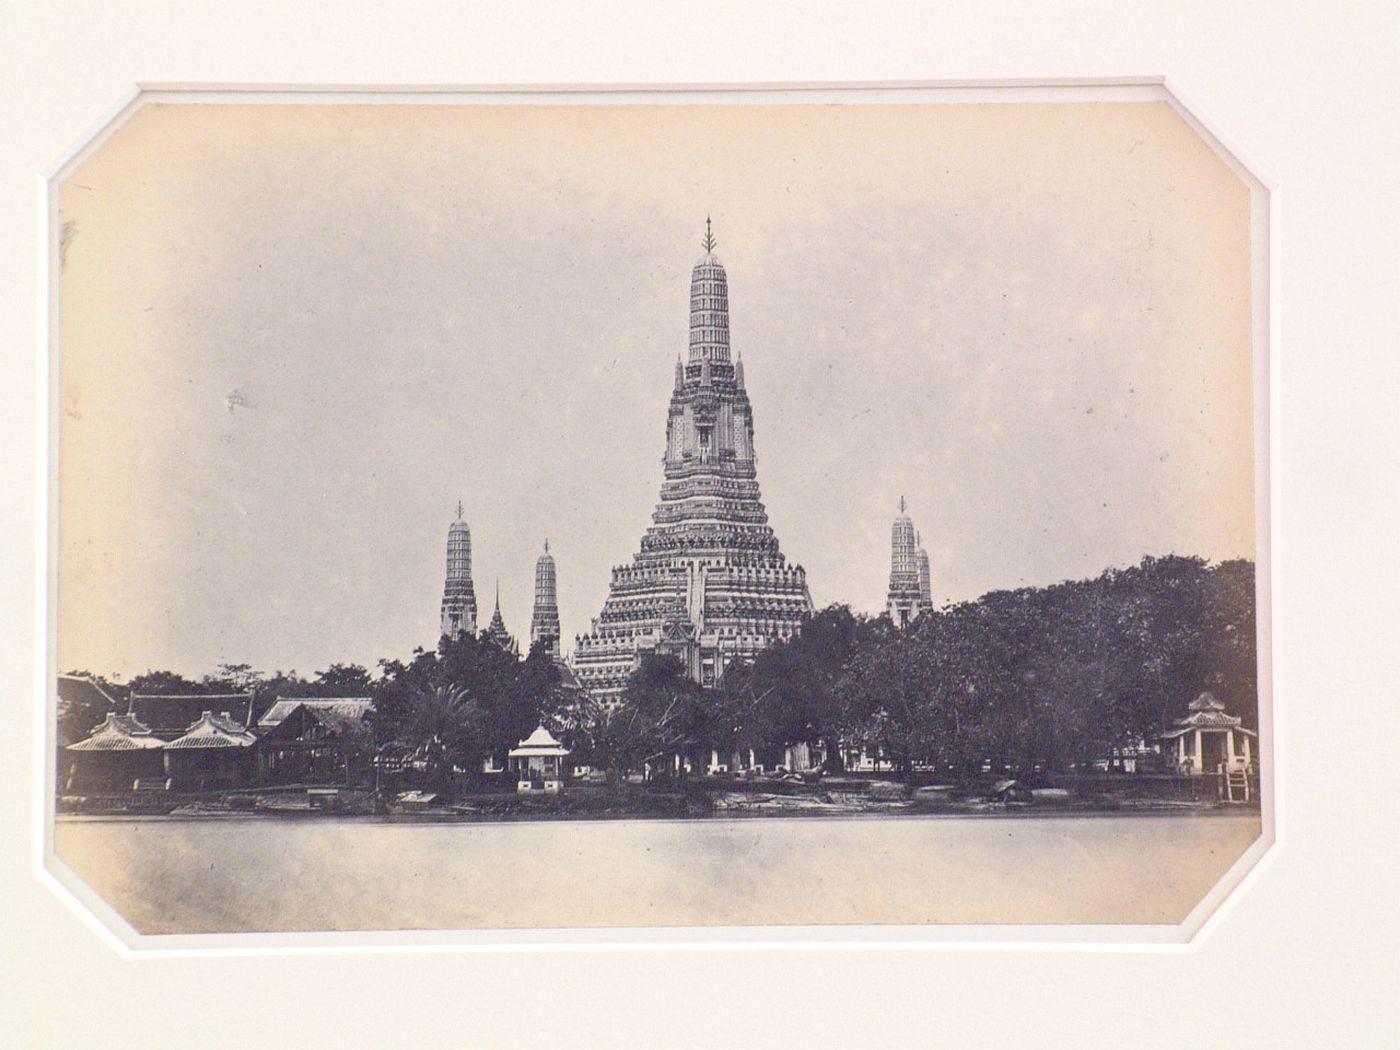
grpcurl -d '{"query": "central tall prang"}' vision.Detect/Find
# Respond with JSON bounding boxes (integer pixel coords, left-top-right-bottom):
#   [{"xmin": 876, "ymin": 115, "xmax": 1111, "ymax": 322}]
[{"xmin": 572, "ymin": 222, "xmax": 814, "ymax": 702}]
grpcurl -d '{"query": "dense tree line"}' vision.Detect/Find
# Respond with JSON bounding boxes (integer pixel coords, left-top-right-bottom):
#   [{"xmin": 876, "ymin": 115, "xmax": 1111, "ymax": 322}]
[
  {"xmin": 65, "ymin": 555, "xmax": 1256, "ymax": 786},
  {"xmin": 584, "ymin": 555, "xmax": 1256, "ymax": 780},
  {"xmin": 810, "ymin": 555, "xmax": 1252, "ymax": 777}
]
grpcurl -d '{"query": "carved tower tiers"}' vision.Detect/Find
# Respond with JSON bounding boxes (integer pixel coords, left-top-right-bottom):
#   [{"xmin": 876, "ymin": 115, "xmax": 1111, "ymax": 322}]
[
  {"xmin": 440, "ymin": 502, "xmax": 478, "ymax": 639},
  {"xmin": 531, "ymin": 541, "xmax": 562, "ymax": 660},
  {"xmin": 572, "ymin": 222, "xmax": 814, "ymax": 703},
  {"xmin": 887, "ymin": 496, "xmax": 934, "ymax": 628}
]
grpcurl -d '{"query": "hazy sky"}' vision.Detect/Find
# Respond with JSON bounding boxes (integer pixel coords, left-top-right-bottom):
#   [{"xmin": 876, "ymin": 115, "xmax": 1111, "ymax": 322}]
[{"xmin": 56, "ymin": 100, "xmax": 1254, "ymax": 681}]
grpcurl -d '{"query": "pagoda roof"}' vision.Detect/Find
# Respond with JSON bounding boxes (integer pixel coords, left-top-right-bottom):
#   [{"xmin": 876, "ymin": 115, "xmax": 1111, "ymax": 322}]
[
  {"xmin": 66, "ymin": 712, "xmax": 164, "ymax": 752},
  {"xmin": 1161, "ymin": 692, "xmax": 1255, "ymax": 736},
  {"xmin": 164, "ymin": 711, "xmax": 258, "ymax": 750},
  {"xmin": 508, "ymin": 725, "xmax": 570, "ymax": 758},
  {"xmin": 1176, "ymin": 709, "xmax": 1246, "ymax": 728},
  {"xmin": 1188, "ymin": 691, "xmax": 1227, "ymax": 712}
]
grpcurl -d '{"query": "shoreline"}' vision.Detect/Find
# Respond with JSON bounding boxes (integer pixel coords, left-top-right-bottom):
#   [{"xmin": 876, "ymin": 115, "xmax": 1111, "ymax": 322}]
[{"xmin": 53, "ymin": 801, "xmax": 1259, "ymax": 827}]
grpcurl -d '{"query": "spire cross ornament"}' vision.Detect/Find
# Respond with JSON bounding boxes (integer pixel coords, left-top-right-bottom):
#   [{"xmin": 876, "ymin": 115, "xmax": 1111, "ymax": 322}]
[{"xmin": 702, "ymin": 215, "xmax": 716, "ymax": 254}]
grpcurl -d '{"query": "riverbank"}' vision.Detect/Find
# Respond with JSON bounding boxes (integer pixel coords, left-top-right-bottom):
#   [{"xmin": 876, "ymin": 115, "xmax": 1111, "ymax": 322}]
[{"xmin": 57, "ymin": 771, "xmax": 1257, "ymax": 822}]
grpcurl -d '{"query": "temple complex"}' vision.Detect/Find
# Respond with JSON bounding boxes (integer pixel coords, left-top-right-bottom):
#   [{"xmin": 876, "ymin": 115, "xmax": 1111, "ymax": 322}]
[
  {"xmin": 530, "ymin": 541, "xmax": 562, "ymax": 659},
  {"xmin": 887, "ymin": 497, "xmax": 934, "ymax": 628},
  {"xmin": 440, "ymin": 502, "xmax": 478, "ymax": 640},
  {"xmin": 571, "ymin": 222, "xmax": 813, "ymax": 703}
]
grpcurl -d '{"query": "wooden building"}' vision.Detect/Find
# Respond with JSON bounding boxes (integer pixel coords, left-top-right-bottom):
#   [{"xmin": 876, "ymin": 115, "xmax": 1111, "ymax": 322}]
[{"xmin": 255, "ymin": 698, "xmax": 373, "ymax": 786}]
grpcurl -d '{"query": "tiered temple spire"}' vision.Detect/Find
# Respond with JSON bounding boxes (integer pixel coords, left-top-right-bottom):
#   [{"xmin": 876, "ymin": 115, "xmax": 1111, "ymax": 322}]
[
  {"xmin": 688, "ymin": 216, "xmax": 730, "ymax": 364},
  {"xmin": 530, "ymin": 540, "xmax": 562, "ymax": 660},
  {"xmin": 484, "ymin": 579, "xmax": 519, "ymax": 655},
  {"xmin": 887, "ymin": 497, "xmax": 934, "ymax": 628},
  {"xmin": 571, "ymin": 223, "xmax": 813, "ymax": 702},
  {"xmin": 440, "ymin": 501, "xmax": 478, "ymax": 639}
]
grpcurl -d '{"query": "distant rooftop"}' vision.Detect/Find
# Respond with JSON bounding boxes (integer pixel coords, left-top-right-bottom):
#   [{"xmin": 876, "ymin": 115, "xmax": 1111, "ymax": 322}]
[
  {"xmin": 257, "ymin": 697, "xmax": 373, "ymax": 730},
  {"xmin": 164, "ymin": 711, "xmax": 258, "ymax": 750}
]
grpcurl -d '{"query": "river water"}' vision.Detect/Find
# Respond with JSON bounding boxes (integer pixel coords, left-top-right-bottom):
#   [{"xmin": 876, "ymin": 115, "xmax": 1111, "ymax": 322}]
[{"xmin": 53, "ymin": 812, "xmax": 1261, "ymax": 935}]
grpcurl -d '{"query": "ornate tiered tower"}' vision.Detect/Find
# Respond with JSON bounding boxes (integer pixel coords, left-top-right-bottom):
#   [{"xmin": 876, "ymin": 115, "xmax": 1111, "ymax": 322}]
[
  {"xmin": 440, "ymin": 502, "xmax": 478, "ymax": 640},
  {"xmin": 887, "ymin": 497, "xmax": 933, "ymax": 628},
  {"xmin": 917, "ymin": 533, "xmax": 933, "ymax": 607},
  {"xmin": 484, "ymin": 580, "xmax": 519, "ymax": 655},
  {"xmin": 531, "ymin": 541, "xmax": 562, "ymax": 660},
  {"xmin": 571, "ymin": 221, "xmax": 814, "ymax": 703}
]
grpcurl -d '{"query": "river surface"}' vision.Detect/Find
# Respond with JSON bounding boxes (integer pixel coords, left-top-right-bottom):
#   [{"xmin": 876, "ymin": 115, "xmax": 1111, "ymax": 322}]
[{"xmin": 53, "ymin": 812, "xmax": 1261, "ymax": 935}]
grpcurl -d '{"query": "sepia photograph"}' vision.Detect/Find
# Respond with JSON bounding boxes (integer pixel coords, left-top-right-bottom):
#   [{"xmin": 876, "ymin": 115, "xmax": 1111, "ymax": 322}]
[
  {"xmin": 48, "ymin": 90, "xmax": 1268, "ymax": 937},
  {"xmin": 11, "ymin": 1, "xmax": 1400, "ymax": 1047}
]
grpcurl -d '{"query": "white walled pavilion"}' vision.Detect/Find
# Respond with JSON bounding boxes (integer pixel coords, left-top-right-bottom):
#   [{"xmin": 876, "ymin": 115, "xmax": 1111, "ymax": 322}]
[
  {"xmin": 1161, "ymin": 692, "xmax": 1256, "ymax": 775},
  {"xmin": 508, "ymin": 725, "xmax": 570, "ymax": 794}
]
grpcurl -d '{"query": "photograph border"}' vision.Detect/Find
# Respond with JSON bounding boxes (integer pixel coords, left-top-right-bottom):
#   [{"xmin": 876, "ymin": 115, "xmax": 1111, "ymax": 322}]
[{"xmin": 36, "ymin": 79, "xmax": 1277, "ymax": 953}]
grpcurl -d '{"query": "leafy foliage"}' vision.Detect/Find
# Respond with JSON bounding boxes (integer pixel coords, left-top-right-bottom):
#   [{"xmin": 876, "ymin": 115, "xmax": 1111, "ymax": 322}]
[
  {"xmin": 833, "ymin": 556, "xmax": 1258, "ymax": 776},
  {"xmin": 720, "ymin": 604, "xmax": 892, "ymax": 769},
  {"xmin": 71, "ymin": 556, "xmax": 1258, "ymax": 784},
  {"xmin": 569, "ymin": 654, "xmax": 710, "ymax": 779},
  {"xmin": 371, "ymin": 632, "xmax": 565, "ymax": 780},
  {"xmin": 126, "ymin": 669, "xmax": 207, "ymax": 695}
]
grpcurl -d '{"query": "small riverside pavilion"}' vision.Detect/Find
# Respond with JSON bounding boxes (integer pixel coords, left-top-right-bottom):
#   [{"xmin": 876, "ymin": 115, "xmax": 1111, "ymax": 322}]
[
  {"xmin": 162, "ymin": 711, "xmax": 258, "ymax": 791},
  {"xmin": 507, "ymin": 725, "xmax": 570, "ymax": 794},
  {"xmin": 1161, "ymin": 691, "xmax": 1256, "ymax": 775},
  {"xmin": 64, "ymin": 712, "xmax": 165, "ymax": 792}
]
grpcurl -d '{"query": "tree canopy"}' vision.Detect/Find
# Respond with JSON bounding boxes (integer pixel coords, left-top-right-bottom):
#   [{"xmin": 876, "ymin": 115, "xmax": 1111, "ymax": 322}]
[{"xmin": 69, "ymin": 555, "xmax": 1257, "ymax": 783}]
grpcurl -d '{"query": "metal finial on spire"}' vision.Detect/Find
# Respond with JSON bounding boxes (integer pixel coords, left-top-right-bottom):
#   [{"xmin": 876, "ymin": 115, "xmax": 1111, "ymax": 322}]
[
  {"xmin": 544, "ymin": 538, "xmax": 549, "ymax": 554},
  {"xmin": 899, "ymin": 495, "xmax": 907, "ymax": 514},
  {"xmin": 456, "ymin": 500, "xmax": 463, "ymax": 520},
  {"xmin": 494, "ymin": 579, "xmax": 501, "ymax": 611},
  {"xmin": 702, "ymin": 215, "xmax": 716, "ymax": 254}
]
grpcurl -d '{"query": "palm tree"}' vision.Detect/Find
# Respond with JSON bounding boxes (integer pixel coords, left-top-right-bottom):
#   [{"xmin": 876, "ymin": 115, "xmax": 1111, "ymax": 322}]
[{"xmin": 392, "ymin": 683, "xmax": 482, "ymax": 786}]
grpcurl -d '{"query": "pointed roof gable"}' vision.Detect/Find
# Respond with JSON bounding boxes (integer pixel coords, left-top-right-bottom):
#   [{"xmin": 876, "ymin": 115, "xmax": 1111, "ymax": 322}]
[
  {"xmin": 164, "ymin": 711, "xmax": 258, "ymax": 750},
  {"xmin": 57, "ymin": 674, "xmax": 123, "ymax": 712},
  {"xmin": 1162, "ymin": 690, "xmax": 1253, "ymax": 735},
  {"xmin": 1189, "ymin": 691, "xmax": 1226, "ymax": 712},
  {"xmin": 508, "ymin": 724, "xmax": 570, "ymax": 758},
  {"xmin": 484, "ymin": 581, "xmax": 519, "ymax": 653},
  {"xmin": 66, "ymin": 712, "xmax": 164, "ymax": 752},
  {"xmin": 487, "ymin": 581, "xmax": 509, "ymax": 632},
  {"xmin": 257, "ymin": 697, "xmax": 373, "ymax": 730}
]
